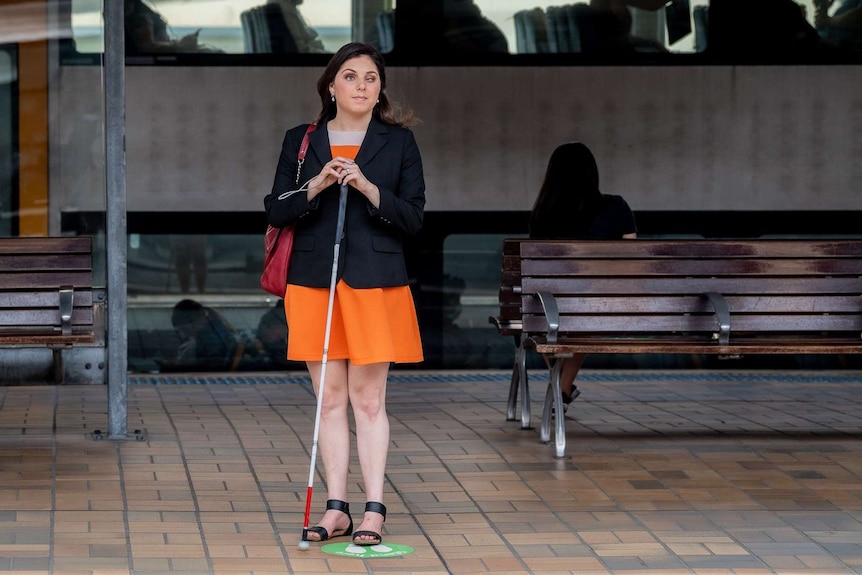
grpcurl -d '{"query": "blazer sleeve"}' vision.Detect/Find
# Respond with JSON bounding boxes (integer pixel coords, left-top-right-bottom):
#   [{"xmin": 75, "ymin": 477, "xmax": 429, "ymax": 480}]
[
  {"xmin": 370, "ymin": 128, "xmax": 425, "ymax": 236},
  {"xmin": 264, "ymin": 125, "xmax": 316, "ymax": 228}
]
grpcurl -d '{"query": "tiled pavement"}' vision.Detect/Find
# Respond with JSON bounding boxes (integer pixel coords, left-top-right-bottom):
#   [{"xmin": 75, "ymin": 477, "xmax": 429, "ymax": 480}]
[{"xmin": 2, "ymin": 369, "xmax": 862, "ymax": 575}]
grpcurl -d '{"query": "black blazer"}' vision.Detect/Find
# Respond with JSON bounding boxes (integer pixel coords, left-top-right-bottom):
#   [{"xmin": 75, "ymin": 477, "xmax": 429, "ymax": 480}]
[{"xmin": 265, "ymin": 118, "xmax": 426, "ymax": 289}]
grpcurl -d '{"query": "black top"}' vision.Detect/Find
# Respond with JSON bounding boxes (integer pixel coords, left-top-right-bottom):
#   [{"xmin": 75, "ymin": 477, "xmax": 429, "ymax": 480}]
[{"xmin": 530, "ymin": 194, "xmax": 637, "ymax": 240}]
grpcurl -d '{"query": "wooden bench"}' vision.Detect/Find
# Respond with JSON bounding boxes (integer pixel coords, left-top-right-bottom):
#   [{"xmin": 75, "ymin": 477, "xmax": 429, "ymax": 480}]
[
  {"xmin": 513, "ymin": 238, "xmax": 862, "ymax": 458},
  {"xmin": 0, "ymin": 236, "xmax": 102, "ymax": 383}
]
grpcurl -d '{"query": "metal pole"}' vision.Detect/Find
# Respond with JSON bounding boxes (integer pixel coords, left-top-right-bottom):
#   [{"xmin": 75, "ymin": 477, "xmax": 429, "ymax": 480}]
[{"xmin": 104, "ymin": 0, "xmax": 128, "ymax": 438}]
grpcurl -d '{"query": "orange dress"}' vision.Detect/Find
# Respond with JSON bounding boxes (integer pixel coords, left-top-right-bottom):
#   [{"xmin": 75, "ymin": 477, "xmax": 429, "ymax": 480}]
[{"xmin": 283, "ymin": 132, "xmax": 424, "ymax": 365}]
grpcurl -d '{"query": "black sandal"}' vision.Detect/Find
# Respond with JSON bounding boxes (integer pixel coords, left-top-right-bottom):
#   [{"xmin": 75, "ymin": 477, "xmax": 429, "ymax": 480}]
[
  {"xmin": 304, "ymin": 499, "xmax": 353, "ymax": 542},
  {"xmin": 552, "ymin": 386, "xmax": 581, "ymax": 415},
  {"xmin": 352, "ymin": 501, "xmax": 386, "ymax": 546}
]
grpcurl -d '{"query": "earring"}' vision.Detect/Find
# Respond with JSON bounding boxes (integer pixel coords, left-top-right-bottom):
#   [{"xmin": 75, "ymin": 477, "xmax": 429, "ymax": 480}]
[{"xmin": 331, "ymin": 94, "xmax": 335, "ymax": 102}]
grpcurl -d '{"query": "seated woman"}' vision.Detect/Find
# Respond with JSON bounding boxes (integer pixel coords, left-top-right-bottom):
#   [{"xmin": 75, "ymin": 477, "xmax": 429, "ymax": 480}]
[{"xmin": 529, "ymin": 143, "xmax": 637, "ymax": 411}]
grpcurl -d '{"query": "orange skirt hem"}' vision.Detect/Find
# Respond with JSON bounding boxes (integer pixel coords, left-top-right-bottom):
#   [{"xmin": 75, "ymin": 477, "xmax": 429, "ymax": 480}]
[{"xmin": 284, "ymin": 281, "xmax": 424, "ymax": 365}]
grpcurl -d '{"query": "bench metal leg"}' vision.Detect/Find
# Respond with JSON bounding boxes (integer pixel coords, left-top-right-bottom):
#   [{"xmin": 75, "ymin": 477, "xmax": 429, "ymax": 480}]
[
  {"xmin": 518, "ymin": 342, "xmax": 531, "ymax": 429},
  {"xmin": 539, "ymin": 357, "xmax": 567, "ymax": 459},
  {"xmin": 506, "ymin": 334, "xmax": 532, "ymax": 429},
  {"xmin": 506, "ymin": 335, "xmax": 519, "ymax": 422}
]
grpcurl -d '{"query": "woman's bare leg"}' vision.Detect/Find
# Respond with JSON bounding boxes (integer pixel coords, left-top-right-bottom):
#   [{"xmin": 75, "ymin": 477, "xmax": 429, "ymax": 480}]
[
  {"xmin": 560, "ymin": 354, "xmax": 587, "ymax": 398},
  {"xmin": 305, "ymin": 359, "xmax": 352, "ymax": 540},
  {"xmin": 347, "ymin": 361, "xmax": 390, "ymax": 542}
]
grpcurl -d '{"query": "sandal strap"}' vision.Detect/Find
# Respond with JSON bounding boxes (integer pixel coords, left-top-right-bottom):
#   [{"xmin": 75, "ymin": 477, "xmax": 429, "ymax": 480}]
[
  {"xmin": 352, "ymin": 529, "xmax": 381, "ymax": 545},
  {"xmin": 326, "ymin": 499, "xmax": 350, "ymax": 514},
  {"xmin": 305, "ymin": 525, "xmax": 330, "ymax": 540},
  {"xmin": 364, "ymin": 501, "xmax": 386, "ymax": 519}
]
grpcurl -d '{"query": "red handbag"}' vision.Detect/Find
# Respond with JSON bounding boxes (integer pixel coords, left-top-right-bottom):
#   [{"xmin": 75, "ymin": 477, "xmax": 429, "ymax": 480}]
[{"xmin": 261, "ymin": 124, "xmax": 316, "ymax": 297}]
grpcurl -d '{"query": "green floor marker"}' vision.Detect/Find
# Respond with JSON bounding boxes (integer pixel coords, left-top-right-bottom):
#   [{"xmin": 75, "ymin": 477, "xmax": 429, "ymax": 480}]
[{"xmin": 320, "ymin": 542, "xmax": 414, "ymax": 558}]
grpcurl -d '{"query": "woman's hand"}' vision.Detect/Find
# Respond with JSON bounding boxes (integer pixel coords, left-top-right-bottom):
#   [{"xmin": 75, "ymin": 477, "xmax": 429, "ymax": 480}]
[
  {"xmin": 308, "ymin": 157, "xmax": 380, "ymax": 207},
  {"xmin": 178, "ymin": 29, "xmax": 200, "ymax": 50}
]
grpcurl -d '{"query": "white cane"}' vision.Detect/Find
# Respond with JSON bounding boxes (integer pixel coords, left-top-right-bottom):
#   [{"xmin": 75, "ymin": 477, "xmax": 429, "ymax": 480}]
[{"xmin": 299, "ymin": 183, "xmax": 348, "ymax": 549}]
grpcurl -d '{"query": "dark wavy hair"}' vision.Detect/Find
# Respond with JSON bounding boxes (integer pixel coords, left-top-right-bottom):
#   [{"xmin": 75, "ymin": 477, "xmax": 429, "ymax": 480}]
[
  {"xmin": 313, "ymin": 42, "xmax": 418, "ymax": 127},
  {"xmin": 529, "ymin": 142, "xmax": 603, "ymax": 239}
]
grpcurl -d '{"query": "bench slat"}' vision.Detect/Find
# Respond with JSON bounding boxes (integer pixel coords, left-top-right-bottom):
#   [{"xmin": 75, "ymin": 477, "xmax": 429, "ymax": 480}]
[
  {"xmin": 531, "ymin": 339, "xmax": 862, "ymax": 355},
  {"xmin": 0, "ymin": 292, "xmax": 94, "ymax": 307},
  {"xmin": 521, "ymin": 239, "xmax": 862, "ymax": 259},
  {"xmin": 0, "ymin": 237, "xmax": 92, "ymax": 255},
  {"xmin": 523, "ymin": 314, "xmax": 862, "ymax": 334},
  {"xmin": 0, "ymin": 333, "xmax": 95, "ymax": 345},
  {"xmin": 0, "ymin": 272, "xmax": 94, "ymax": 290},
  {"xmin": 523, "ymin": 295, "xmax": 862, "ymax": 314},
  {"xmin": 523, "ymin": 276, "xmax": 862, "ymax": 295},
  {"xmin": 523, "ymin": 258, "xmax": 862, "ymax": 276},
  {"xmin": 0, "ymin": 309, "xmax": 95, "ymax": 327},
  {"xmin": 497, "ymin": 309, "xmax": 522, "ymax": 323},
  {"xmin": 0, "ymin": 254, "xmax": 92, "ymax": 271}
]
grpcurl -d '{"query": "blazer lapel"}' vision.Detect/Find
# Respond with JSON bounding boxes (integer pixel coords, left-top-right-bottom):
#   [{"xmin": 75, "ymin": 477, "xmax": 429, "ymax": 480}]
[
  {"xmin": 355, "ymin": 118, "xmax": 389, "ymax": 166},
  {"xmin": 307, "ymin": 124, "xmax": 331, "ymax": 166}
]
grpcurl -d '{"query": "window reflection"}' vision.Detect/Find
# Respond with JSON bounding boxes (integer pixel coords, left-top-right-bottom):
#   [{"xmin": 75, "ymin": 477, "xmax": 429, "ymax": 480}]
[
  {"xmin": 125, "ymin": 0, "xmax": 224, "ymax": 53},
  {"xmin": 706, "ymin": 0, "xmax": 832, "ymax": 56},
  {"xmin": 67, "ymin": 0, "xmax": 862, "ymax": 58},
  {"xmin": 242, "ymin": 1, "xmax": 329, "ymax": 53},
  {"xmin": 127, "ymin": 233, "xmax": 307, "ymax": 372},
  {"xmin": 73, "ymin": 0, "xmax": 352, "ymax": 55},
  {"xmin": 512, "ymin": 0, "xmax": 701, "ymax": 53},
  {"xmin": 441, "ymin": 1, "xmax": 509, "ymax": 52},
  {"xmin": 817, "ymin": 0, "xmax": 862, "ymax": 50}
]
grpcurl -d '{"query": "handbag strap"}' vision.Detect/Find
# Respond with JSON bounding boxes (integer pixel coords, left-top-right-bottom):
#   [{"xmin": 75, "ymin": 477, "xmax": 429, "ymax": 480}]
[{"xmin": 295, "ymin": 123, "xmax": 317, "ymax": 184}]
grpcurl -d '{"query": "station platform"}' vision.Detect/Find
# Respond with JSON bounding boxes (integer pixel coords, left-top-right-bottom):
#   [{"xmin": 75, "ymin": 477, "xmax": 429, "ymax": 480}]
[{"xmin": 2, "ymin": 369, "xmax": 862, "ymax": 574}]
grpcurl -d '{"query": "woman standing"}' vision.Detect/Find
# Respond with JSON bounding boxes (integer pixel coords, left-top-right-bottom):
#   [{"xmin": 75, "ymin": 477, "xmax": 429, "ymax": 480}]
[{"xmin": 264, "ymin": 42, "xmax": 425, "ymax": 546}]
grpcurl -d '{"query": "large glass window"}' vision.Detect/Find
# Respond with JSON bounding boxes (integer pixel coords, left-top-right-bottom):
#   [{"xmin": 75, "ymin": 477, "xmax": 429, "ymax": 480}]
[{"xmin": 67, "ymin": 0, "xmax": 862, "ymax": 59}]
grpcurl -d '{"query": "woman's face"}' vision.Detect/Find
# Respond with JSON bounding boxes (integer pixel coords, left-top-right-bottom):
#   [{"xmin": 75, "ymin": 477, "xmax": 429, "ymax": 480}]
[{"xmin": 329, "ymin": 55, "xmax": 381, "ymax": 119}]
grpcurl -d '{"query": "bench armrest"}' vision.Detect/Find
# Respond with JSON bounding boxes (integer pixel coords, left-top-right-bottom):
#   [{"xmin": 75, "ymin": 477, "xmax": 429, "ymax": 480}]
[
  {"xmin": 59, "ymin": 285, "xmax": 74, "ymax": 336},
  {"xmin": 703, "ymin": 291, "xmax": 730, "ymax": 345},
  {"xmin": 536, "ymin": 291, "xmax": 560, "ymax": 344}
]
